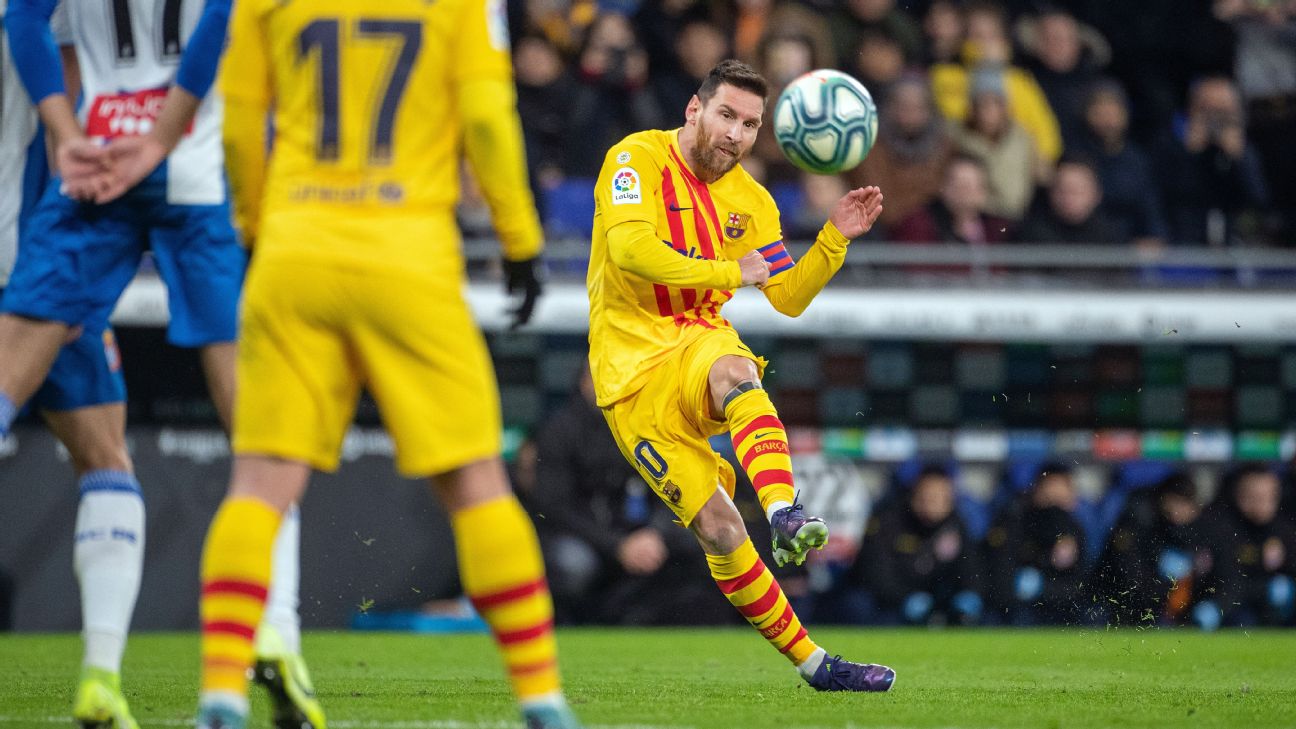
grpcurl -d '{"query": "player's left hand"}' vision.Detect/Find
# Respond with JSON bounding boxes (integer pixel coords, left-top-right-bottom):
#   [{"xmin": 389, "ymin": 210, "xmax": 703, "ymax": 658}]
[
  {"xmin": 829, "ymin": 185, "xmax": 884, "ymax": 240},
  {"xmin": 93, "ymin": 134, "xmax": 171, "ymax": 204},
  {"xmin": 503, "ymin": 257, "xmax": 543, "ymax": 329}
]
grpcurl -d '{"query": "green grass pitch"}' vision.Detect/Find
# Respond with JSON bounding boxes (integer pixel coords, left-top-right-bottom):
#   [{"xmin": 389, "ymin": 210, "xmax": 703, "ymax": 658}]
[{"xmin": 1, "ymin": 628, "xmax": 1293, "ymax": 728}]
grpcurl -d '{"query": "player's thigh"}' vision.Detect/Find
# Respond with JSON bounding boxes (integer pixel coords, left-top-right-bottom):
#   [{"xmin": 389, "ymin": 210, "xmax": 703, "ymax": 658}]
[
  {"xmin": 602, "ymin": 367, "xmax": 721, "ymax": 527},
  {"xmin": 148, "ymin": 202, "xmax": 248, "ymax": 348},
  {"xmin": 232, "ymin": 258, "xmax": 360, "ymax": 473},
  {"xmin": 350, "ymin": 271, "xmax": 502, "ymax": 478},
  {"xmin": 29, "ymin": 326, "xmax": 127, "ymax": 413},
  {"xmin": 678, "ymin": 329, "xmax": 767, "ymax": 432},
  {"xmin": 2, "ymin": 189, "xmax": 144, "ymax": 330}
]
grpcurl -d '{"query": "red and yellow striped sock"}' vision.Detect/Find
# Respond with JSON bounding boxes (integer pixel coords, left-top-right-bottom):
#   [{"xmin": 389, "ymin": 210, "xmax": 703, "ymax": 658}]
[
  {"xmin": 200, "ymin": 496, "xmax": 280, "ymax": 697},
  {"xmin": 726, "ymin": 387, "xmax": 795, "ymax": 515},
  {"xmin": 707, "ymin": 538, "xmax": 819, "ymax": 666},
  {"xmin": 455, "ymin": 495, "xmax": 561, "ymax": 702}
]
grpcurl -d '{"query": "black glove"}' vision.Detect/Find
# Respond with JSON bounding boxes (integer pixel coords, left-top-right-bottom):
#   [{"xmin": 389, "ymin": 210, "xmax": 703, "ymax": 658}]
[{"xmin": 503, "ymin": 256, "xmax": 543, "ymax": 329}]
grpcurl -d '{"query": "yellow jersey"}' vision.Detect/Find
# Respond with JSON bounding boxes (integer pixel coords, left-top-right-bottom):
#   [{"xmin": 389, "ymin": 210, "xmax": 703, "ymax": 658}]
[
  {"xmin": 588, "ymin": 128, "xmax": 852, "ymax": 407},
  {"xmin": 220, "ymin": 0, "xmax": 541, "ymax": 273}
]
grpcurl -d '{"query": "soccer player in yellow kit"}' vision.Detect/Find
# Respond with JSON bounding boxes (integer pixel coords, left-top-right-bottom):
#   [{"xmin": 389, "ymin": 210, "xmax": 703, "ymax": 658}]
[
  {"xmin": 589, "ymin": 60, "xmax": 896, "ymax": 692},
  {"xmin": 197, "ymin": 1, "xmax": 580, "ymax": 728}
]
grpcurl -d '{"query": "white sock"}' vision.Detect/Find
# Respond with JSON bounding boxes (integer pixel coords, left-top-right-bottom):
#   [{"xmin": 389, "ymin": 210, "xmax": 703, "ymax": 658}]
[
  {"xmin": 74, "ymin": 470, "xmax": 145, "ymax": 673},
  {"xmin": 199, "ymin": 690, "xmax": 249, "ymax": 716},
  {"xmin": 765, "ymin": 500, "xmax": 793, "ymax": 522},
  {"xmin": 261, "ymin": 503, "xmax": 302, "ymax": 655},
  {"xmin": 519, "ymin": 690, "xmax": 567, "ymax": 710},
  {"xmin": 796, "ymin": 647, "xmax": 828, "ymax": 681}
]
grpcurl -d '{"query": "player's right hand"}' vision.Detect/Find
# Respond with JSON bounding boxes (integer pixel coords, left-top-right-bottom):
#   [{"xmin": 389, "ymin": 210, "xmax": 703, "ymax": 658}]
[
  {"xmin": 738, "ymin": 250, "xmax": 770, "ymax": 288},
  {"xmin": 503, "ymin": 256, "xmax": 543, "ymax": 329}
]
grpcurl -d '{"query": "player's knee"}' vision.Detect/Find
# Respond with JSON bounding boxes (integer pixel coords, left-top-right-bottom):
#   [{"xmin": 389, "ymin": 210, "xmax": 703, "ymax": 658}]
[
  {"xmin": 692, "ymin": 499, "xmax": 748, "ymax": 555},
  {"xmin": 68, "ymin": 440, "xmax": 132, "ymax": 475},
  {"xmin": 707, "ymin": 356, "xmax": 760, "ymax": 403}
]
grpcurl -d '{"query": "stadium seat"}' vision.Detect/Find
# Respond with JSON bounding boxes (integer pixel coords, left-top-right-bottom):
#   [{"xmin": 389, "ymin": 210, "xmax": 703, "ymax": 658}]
[{"xmin": 542, "ymin": 178, "xmax": 596, "ymax": 238}]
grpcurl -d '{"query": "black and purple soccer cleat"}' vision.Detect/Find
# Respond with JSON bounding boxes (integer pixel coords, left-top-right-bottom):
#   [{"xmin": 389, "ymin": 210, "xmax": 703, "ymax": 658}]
[
  {"xmin": 770, "ymin": 501, "xmax": 829, "ymax": 567},
  {"xmin": 808, "ymin": 655, "xmax": 897, "ymax": 693}
]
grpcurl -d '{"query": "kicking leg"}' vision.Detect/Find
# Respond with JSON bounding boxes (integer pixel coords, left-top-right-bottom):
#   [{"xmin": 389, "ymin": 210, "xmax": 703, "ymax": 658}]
[
  {"xmin": 431, "ymin": 457, "xmax": 582, "ymax": 729},
  {"xmin": 690, "ymin": 488, "xmax": 894, "ymax": 692},
  {"xmin": 44, "ymin": 404, "xmax": 143, "ymax": 729},
  {"xmin": 708, "ymin": 355, "xmax": 827, "ymax": 566}
]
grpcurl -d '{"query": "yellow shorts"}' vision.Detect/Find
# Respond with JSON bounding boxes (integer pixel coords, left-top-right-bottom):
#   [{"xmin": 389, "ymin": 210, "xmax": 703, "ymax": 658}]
[
  {"xmin": 233, "ymin": 251, "xmax": 501, "ymax": 477},
  {"xmin": 601, "ymin": 328, "xmax": 766, "ymax": 526}
]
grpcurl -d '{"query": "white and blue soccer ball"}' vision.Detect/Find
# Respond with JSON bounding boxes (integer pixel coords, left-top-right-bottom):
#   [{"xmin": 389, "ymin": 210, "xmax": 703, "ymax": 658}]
[{"xmin": 773, "ymin": 69, "xmax": 878, "ymax": 175}]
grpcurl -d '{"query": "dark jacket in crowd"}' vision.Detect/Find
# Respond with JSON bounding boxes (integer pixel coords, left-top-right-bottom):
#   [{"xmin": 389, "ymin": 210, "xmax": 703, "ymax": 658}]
[
  {"xmin": 1074, "ymin": 134, "xmax": 1168, "ymax": 241},
  {"xmin": 1153, "ymin": 131, "xmax": 1269, "ymax": 246},
  {"xmin": 1094, "ymin": 490, "xmax": 1213, "ymax": 626},
  {"xmin": 986, "ymin": 500, "xmax": 1089, "ymax": 623},
  {"xmin": 1199, "ymin": 501, "xmax": 1296, "ymax": 626},
  {"xmin": 1014, "ymin": 205, "xmax": 1121, "ymax": 245},
  {"xmin": 849, "ymin": 504, "xmax": 985, "ymax": 624}
]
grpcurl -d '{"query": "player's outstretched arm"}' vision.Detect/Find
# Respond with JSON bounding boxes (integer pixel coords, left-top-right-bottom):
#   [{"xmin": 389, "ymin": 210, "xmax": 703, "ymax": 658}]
[
  {"xmin": 96, "ymin": 0, "xmax": 232, "ymax": 203},
  {"xmin": 761, "ymin": 186, "xmax": 882, "ymax": 317}
]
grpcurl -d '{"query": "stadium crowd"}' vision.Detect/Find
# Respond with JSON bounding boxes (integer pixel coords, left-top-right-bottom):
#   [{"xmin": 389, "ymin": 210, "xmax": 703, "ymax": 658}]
[
  {"xmin": 515, "ymin": 369, "xmax": 1296, "ymax": 629},
  {"xmin": 486, "ymin": 0, "xmax": 1296, "ymax": 248}
]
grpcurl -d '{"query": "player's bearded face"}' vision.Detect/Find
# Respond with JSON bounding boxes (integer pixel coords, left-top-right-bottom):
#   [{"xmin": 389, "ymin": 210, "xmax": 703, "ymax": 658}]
[{"xmin": 691, "ymin": 86, "xmax": 763, "ymax": 179}]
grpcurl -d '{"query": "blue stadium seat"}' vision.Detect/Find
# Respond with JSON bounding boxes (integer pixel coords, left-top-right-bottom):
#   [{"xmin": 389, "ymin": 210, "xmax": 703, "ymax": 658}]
[{"xmin": 542, "ymin": 178, "xmax": 596, "ymax": 238}]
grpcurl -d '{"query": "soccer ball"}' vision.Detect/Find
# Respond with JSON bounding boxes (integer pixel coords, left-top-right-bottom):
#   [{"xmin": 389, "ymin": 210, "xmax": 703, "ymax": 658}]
[{"xmin": 772, "ymin": 70, "xmax": 878, "ymax": 175}]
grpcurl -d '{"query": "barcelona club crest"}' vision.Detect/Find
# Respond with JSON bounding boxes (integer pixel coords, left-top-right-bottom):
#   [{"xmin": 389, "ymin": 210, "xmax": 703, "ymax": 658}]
[{"xmin": 725, "ymin": 212, "xmax": 750, "ymax": 239}]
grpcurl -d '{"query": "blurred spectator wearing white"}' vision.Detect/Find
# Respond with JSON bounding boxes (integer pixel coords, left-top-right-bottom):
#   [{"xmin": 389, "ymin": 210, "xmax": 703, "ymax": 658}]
[
  {"xmin": 847, "ymin": 75, "xmax": 955, "ymax": 232},
  {"xmin": 930, "ymin": 1, "xmax": 1062, "ymax": 166},
  {"xmin": 1074, "ymin": 80, "xmax": 1169, "ymax": 247},
  {"xmin": 1015, "ymin": 157, "xmax": 1119, "ymax": 244},
  {"xmin": 1217, "ymin": 0, "xmax": 1296, "ymax": 245},
  {"xmin": 892, "ymin": 154, "xmax": 1013, "ymax": 244},
  {"xmin": 1153, "ymin": 75, "xmax": 1269, "ymax": 246},
  {"xmin": 1017, "ymin": 6, "xmax": 1110, "ymax": 151},
  {"xmin": 949, "ymin": 66, "xmax": 1040, "ymax": 221}
]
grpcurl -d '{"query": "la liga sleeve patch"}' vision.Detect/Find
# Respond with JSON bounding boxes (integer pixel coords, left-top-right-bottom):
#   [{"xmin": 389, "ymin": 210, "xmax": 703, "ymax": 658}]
[{"xmin": 611, "ymin": 167, "xmax": 642, "ymax": 205}]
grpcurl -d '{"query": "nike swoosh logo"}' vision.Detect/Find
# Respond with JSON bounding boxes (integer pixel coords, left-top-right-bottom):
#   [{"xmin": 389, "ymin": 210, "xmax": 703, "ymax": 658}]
[
  {"xmin": 669, "ymin": 204, "xmax": 692, "ymax": 211},
  {"xmin": 753, "ymin": 432, "xmax": 774, "ymax": 441}
]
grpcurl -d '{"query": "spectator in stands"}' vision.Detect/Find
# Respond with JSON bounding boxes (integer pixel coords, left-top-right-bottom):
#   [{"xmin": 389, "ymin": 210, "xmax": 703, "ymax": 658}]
[
  {"xmin": 567, "ymin": 13, "xmax": 663, "ymax": 175},
  {"xmin": 930, "ymin": 1, "xmax": 1062, "ymax": 166},
  {"xmin": 726, "ymin": 0, "xmax": 836, "ymax": 70},
  {"xmin": 1074, "ymin": 80, "xmax": 1169, "ymax": 247},
  {"xmin": 921, "ymin": 0, "xmax": 964, "ymax": 66},
  {"xmin": 828, "ymin": 0, "xmax": 924, "ymax": 67},
  {"xmin": 1199, "ymin": 465, "xmax": 1296, "ymax": 627},
  {"xmin": 633, "ymin": 0, "xmax": 710, "ymax": 80},
  {"xmin": 1154, "ymin": 75, "xmax": 1269, "ymax": 246},
  {"xmin": 1220, "ymin": 0, "xmax": 1296, "ymax": 245},
  {"xmin": 752, "ymin": 33, "xmax": 819, "ymax": 182},
  {"xmin": 986, "ymin": 464, "xmax": 1089, "ymax": 625},
  {"xmin": 530, "ymin": 367, "xmax": 717, "ymax": 625},
  {"xmin": 515, "ymin": 35, "xmax": 579, "ymax": 193},
  {"xmin": 848, "ymin": 466, "xmax": 985, "ymax": 625},
  {"xmin": 786, "ymin": 173, "xmax": 864, "ymax": 242},
  {"xmin": 949, "ymin": 65, "xmax": 1041, "ymax": 221},
  {"xmin": 523, "ymin": 0, "xmax": 598, "ymax": 58},
  {"xmin": 1095, "ymin": 473, "xmax": 1214, "ymax": 627},
  {"xmin": 850, "ymin": 30, "xmax": 907, "ymax": 108},
  {"xmin": 892, "ymin": 154, "xmax": 1013, "ymax": 244},
  {"xmin": 848, "ymin": 75, "xmax": 955, "ymax": 232},
  {"xmin": 1015, "ymin": 157, "xmax": 1119, "ymax": 244},
  {"xmin": 1017, "ymin": 6, "xmax": 1109, "ymax": 150},
  {"xmin": 651, "ymin": 20, "xmax": 730, "ymax": 120}
]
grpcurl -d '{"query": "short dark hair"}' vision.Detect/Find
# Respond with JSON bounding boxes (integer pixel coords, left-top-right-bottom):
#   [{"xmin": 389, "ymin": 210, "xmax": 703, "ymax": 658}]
[{"xmin": 697, "ymin": 59, "xmax": 769, "ymax": 104}]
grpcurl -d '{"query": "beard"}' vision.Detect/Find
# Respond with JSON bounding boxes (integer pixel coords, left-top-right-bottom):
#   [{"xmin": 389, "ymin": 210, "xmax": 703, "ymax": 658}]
[{"xmin": 692, "ymin": 119, "xmax": 744, "ymax": 180}]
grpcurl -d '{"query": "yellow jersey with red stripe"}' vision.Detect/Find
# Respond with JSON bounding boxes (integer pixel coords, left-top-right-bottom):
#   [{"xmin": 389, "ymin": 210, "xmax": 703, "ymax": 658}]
[{"xmin": 588, "ymin": 128, "xmax": 797, "ymax": 407}]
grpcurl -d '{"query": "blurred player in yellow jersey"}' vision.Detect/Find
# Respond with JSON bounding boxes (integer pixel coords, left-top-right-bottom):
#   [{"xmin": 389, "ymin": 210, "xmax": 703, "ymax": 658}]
[
  {"xmin": 197, "ymin": 1, "xmax": 580, "ymax": 728},
  {"xmin": 589, "ymin": 60, "xmax": 896, "ymax": 692}
]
